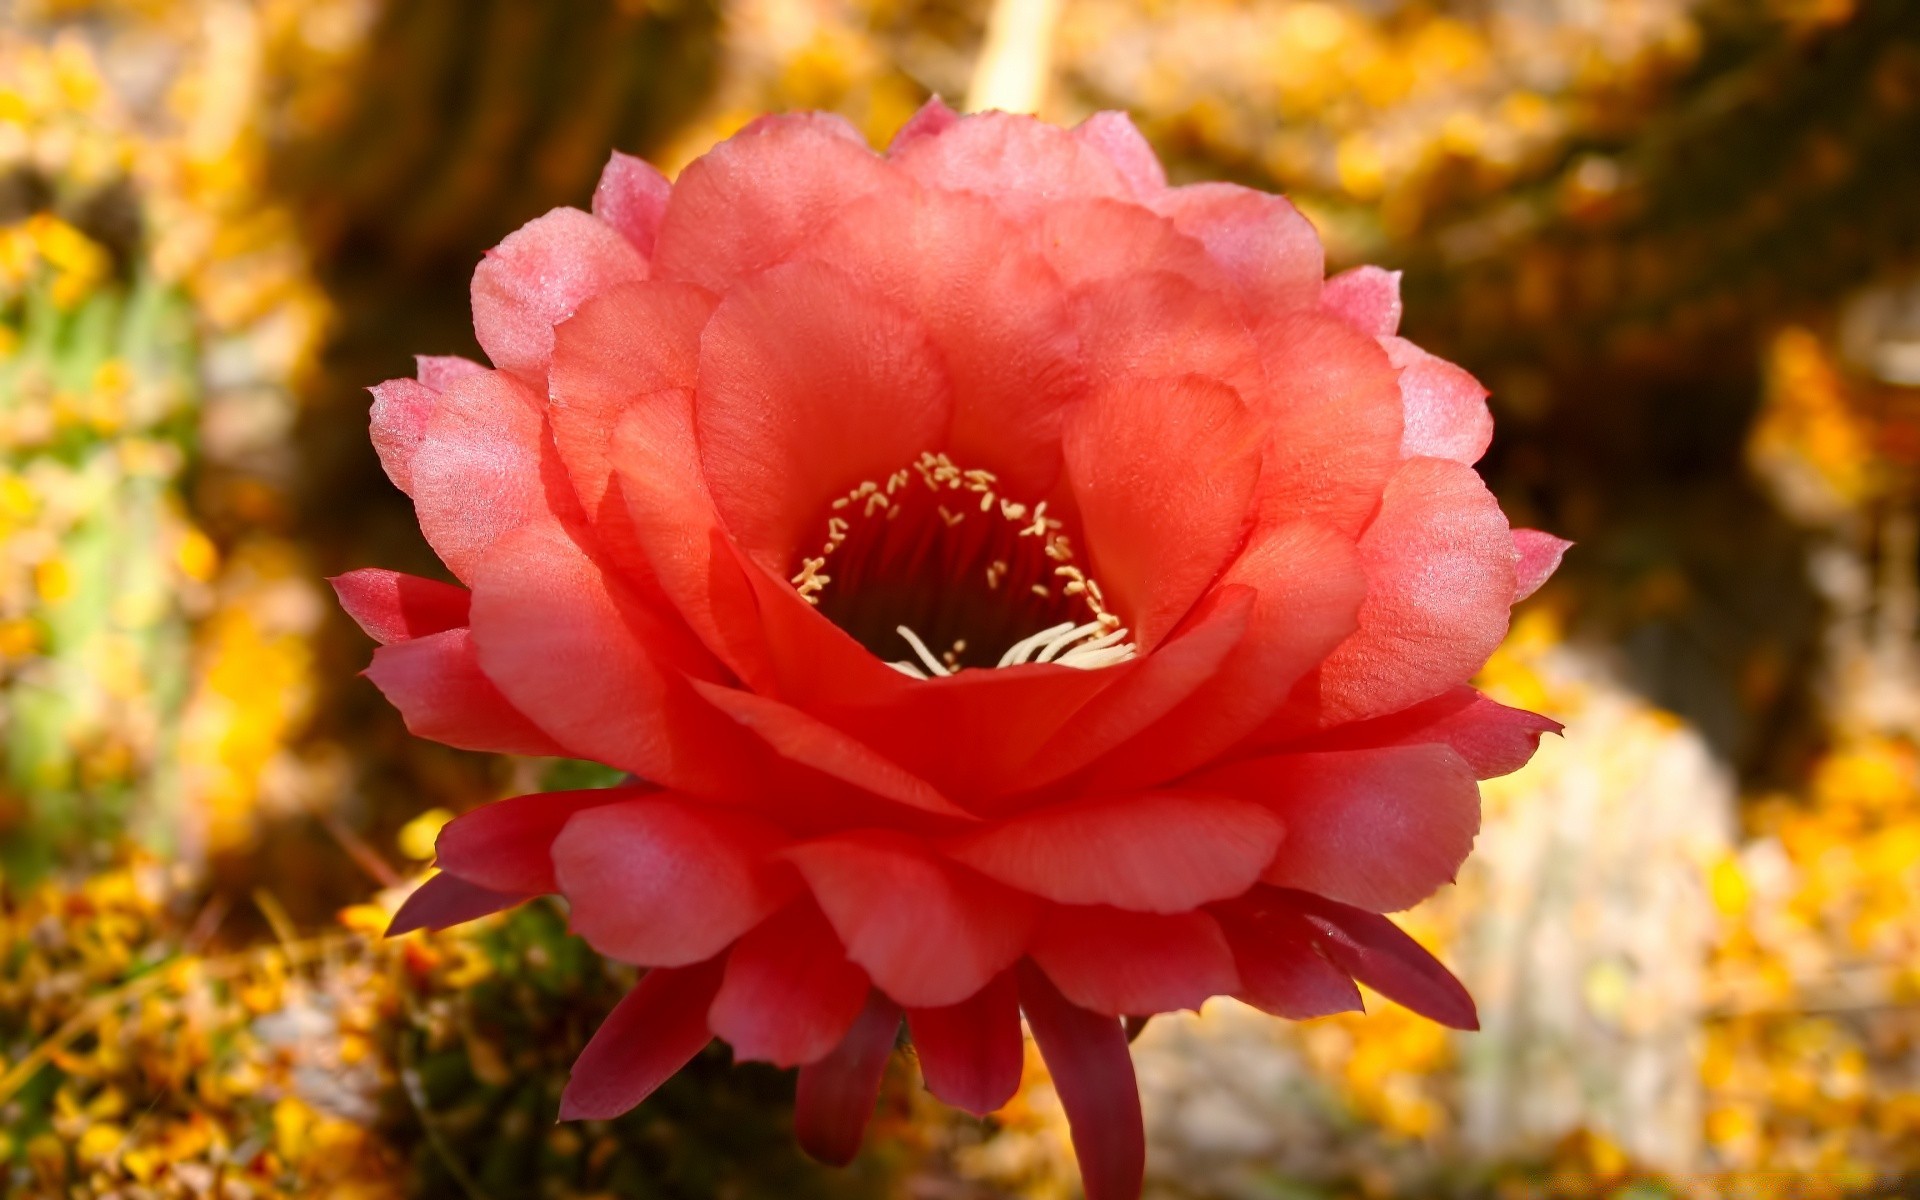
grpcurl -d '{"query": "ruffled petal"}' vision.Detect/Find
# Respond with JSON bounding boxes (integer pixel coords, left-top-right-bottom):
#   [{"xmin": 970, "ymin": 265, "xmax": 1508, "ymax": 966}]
[
  {"xmin": 1213, "ymin": 893, "xmax": 1363, "ymax": 1019},
  {"xmin": 434, "ymin": 785, "xmax": 646, "ymax": 895},
  {"xmin": 1385, "ymin": 336, "xmax": 1493, "ymax": 465},
  {"xmin": 1030, "ymin": 906, "xmax": 1239, "ymax": 1015},
  {"xmin": 1297, "ymin": 686, "xmax": 1562, "ymax": 780},
  {"xmin": 363, "ymin": 628, "xmax": 566, "ymax": 757},
  {"xmin": 1015, "ymin": 960, "xmax": 1145, "ymax": 1200},
  {"xmin": 1320, "ymin": 265, "xmax": 1402, "ymax": 337},
  {"xmin": 330, "ymin": 569, "xmax": 468, "ymax": 645},
  {"xmin": 886, "ymin": 96, "xmax": 960, "ymax": 153},
  {"xmin": 695, "ymin": 260, "xmax": 953, "ymax": 568},
  {"xmin": 386, "ymin": 871, "xmax": 526, "ymax": 936},
  {"xmin": 1073, "ymin": 112, "xmax": 1166, "ymax": 198},
  {"xmin": 905, "ymin": 970, "xmax": 1023, "ymax": 1115},
  {"xmin": 551, "ymin": 797, "xmax": 796, "ymax": 968},
  {"xmin": 1063, "ymin": 374, "xmax": 1261, "ymax": 647},
  {"xmin": 472, "ymin": 207, "xmax": 649, "ymax": 385},
  {"xmin": 944, "ymin": 792, "xmax": 1281, "ymax": 913},
  {"xmin": 1513, "ymin": 529, "xmax": 1572, "ymax": 602},
  {"xmin": 784, "ymin": 833, "xmax": 1039, "ymax": 1007},
  {"xmin": 709, "ymin": 903, "xmax": 870, "ymax": 1067},
  {"xmin": 793, "ymin": 991, "xmax": 903, "ymax": 1166},
  {"xmin": 560, "ymin": 958, "xmax": 726, "ymax": 1120},
  {"xmin": 1314, "ymin": 456, "xmax": 1517, "ymax": 723},
  {"xmin": 1151, "ymin": 182, "xmax": 1323, "ymax": 317},
  {"xmin": 1280, "ymin": 889, "xmax": 1479, "ymax": 1030},
  {"xmin": 652, "ymin": 113, "xmax": 894, "ymax": 293},
  {"xmin": 414, "ymin": 354, "xmax": 486, "ymax": 393},
  {"xmin": 892, "ymin": 110, "xmax": 1130, "ymax": 218},
  {"xmin": 592, "ymin": 150, "xmax": 672, "ymax": 257}
]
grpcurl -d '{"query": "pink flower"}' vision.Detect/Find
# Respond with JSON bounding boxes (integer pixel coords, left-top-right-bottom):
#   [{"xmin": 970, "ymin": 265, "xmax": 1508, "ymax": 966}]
[{"xmin": 334, "ymin": 100, "xmax": 1566, "ymax": 1199}]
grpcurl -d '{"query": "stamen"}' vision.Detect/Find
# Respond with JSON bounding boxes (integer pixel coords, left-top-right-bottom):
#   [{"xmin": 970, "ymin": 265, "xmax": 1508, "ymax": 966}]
[
  {"xmin": 894, "ymin": 625, "xmax": 953, "ymax": 677},
  {"xmin": 1036, "ymin": 620, "xmax": 1107, "ymax": 664},
  {"xmin": 997, "ymin": 621, "xmax": 1078, "ymax": 668}
]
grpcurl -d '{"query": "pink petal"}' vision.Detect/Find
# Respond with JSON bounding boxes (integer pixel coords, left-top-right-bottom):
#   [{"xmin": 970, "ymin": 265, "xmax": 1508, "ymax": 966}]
[
  {"xmin": 434, "ymin": 785, "xmax": 646, "ymax": 895},
  {"xmin": 1281, "ymin": 889, "xmax": 1479, "ymax": 1030},
  {"xmin": 784, "ymin": 833, "xmax": 1039, "ymax": 1008},
  {"xmin": 1015, "ymin": 960, "xmax": 1145, "ymax": 1200},
  {"xmin": 886, "ymin": 96, "xmax": 960, "ymax": 154},
  {"xmin": 471, "ymin": 207, "xmax": 649, "ymax": 385},
  {"xmin": 1315, "ymin": 457, "xmax": 1517, "ymax": 723},
  {"xmin": 368, "ymin": 378, "xmax": 437, "ymax": 495},
  {"xmin": 386, "ymin": 871, "xmax": 526, "ymax": 936},
  {"xmin": 1072, "ymin": 112, "xmax": 1166, "ymax": 198},
  {"xmin": 709, "ymin": 903, "xmax": 871, "ymax": 1067},
  {"xmin": 1063, "ymin": 373, "xmax": 1261, "ymax": 647},
  {"xmin": 947, "ymin": 793, "xmax": 1281, "ymax": 914},
  {"xmin": 1030, "ymin": 906, "xmax": 1239, "ymax": 1015},
  {"xmin": 1300, "ymin": 686, "xmax": 1562, "ymax": 780},
  {"xmin": 652, "ymin": 113, "xmax": 893, "ymax": 293},
  {"xmin": 1512, "ymin": 529, "xmax": 1571, "ymax": 602},
  {"xmin": 592, "ymin": 150, "xmax": 672, "ymax": 257},
  {"xmin": 892, "ymin": 110, "xmax": 1130, "ymax": 218},
  {"xmin": 1151, "ymin": 182, "xmax": 1323, "ymax": 317},
  {"xmin": 1214, "ymin": 899, "xmax": 1363, "ymax": 1019},
  {"xmin": 1195, "ymin": 745, "xmax": 1479, "ymax": 913},
  {"xmin": 364, "ymin": 628, "xmax": 567, "ymax": 757},
  {"xmin": 1320, "ymin": 265, "xmax": 1402, "ymax": 337},
  {"xmin": 905, "ymin": 971, "xmax": 1023, "ymax": 1115},
  {"xmin": 1385, "ymin": 337, "xmax": 1493, "ymax": 464},
  {"xmin": 551, "ymin": 797, "xmax": 796, "ymax": 968},
  {"xmin": 560, "ymin": 958, "xmax": 726, "ymax": 1120},
  {"xmin": 1033, "ymin": 198, "xmax": 1222, "ymax": 294},
  {"xmin": 414, "ymin": 354, "xmax": 486, "ymax": 393},
  {"xmin": 793, "ymin": 990, "xmax": 903, "ymax": 1166},
  {"xmin": 330, "ymin": 569, "xmax": 469, "ymax": 645},
  {"xmin": 1071, "ymin": 271, "xmax": 1263, "ymax": 397},
  {"xmin": 695, "ymin": 260, "xmax": 953, "ymax": 569}
]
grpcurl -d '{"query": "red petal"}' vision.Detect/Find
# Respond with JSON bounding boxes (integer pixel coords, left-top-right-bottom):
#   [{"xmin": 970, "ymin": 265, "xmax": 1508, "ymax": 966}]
[
  {"xmin": 793, "ymin": 990, "xmax": 903, "ymax": 1167},
  {"xmin": 1015, "ymin": 960, "xmax": 1145, "ymax": 1200},
  {"xmin": 1512, "ymin": 529, "xmax": 1571, "ymax": 602},
  {"xmin": 709, "ymin": 903, "xmax": 870, "ymax": 1067},
  {"xmin": 785, "ymin": 833, "xmax": 1039, "ymax": 1007},
  {"xmin": 1299, "ymin": 686, "xmax": 1562, "ymax": 780},
  {"xmin": 1073, "ymin": 112, "xmax": 1166, "ymax": 197},
  {"xmin": 414, "ymin": 354, "xmax": 486, "ymax": 393},
  {"xmin": 1034, "ymin": 198, "xmax": 1221, "ymax": 294},
  {"xmin": 472, "ymin": 207, "xmax": 649, "ymax": 385},
  {"xmin": 386, "ymin": 871, "xmax": 526, "ymax": 936},
  {"xmin": 1030, "ymin": 906, "xmax": 1239, "ymax": 1015},
  {"xmin": 1315, "ymin": 457, "xmax": 1516, "ymax": 723},
  {"xmin": 905, "ymin": 971, "xmax": 1023, "ymax": 1115},
  {"xmin": 1195, "ymin": 745, "xmax": 1479, "ymax": 913},
  {"xmin": 887, "ymin": 96, "xmax": 960, "ymax": 153},
  {"xmin": 945, "ymin": 792, "xmax": 1281, "ymax": 913},
  {"xmin": 1386, "ymin": 337, "xmax": 1493, "ymax": 465},
  {"xmin": 1320, "ymin": 265, "xmax": 1402, "ymax": 337},
  {"xmin": 893, "ymin": 110, "xmax": 1130, "ymax": 218},
  {"xmin": 369, "ymin": 378, "xmax": 437, "ymax": 494},
  {"xmin": 1151, "ymin": 182, "xmax": 1322, "ymax": 317},
  {"xmin": 592, "ymin": 151, "xmax": 672, "ymax": 257},
  {"xmin": 552, "ymin": 797, "xmax": 795, "ymax": 968},
  {"xmin": 695, "ymin": 260, "xmax": 953, "ymax": 568},
  {"xmin": 330, "ymin": 569, "xmax": 469, "ymax": 645},
  {"xmin": 560, "ymin": 958, "xmax": 726, "ymax": 1120},
  {"xmin": 434, "ymin": 785, "xmax": 646, "ymax": 895},
  {"xmin": 652, "ymin": 113, "xmax": 893, "ymax": 293},
  {"xmin": 1063, "ymin": 373, "xmax": 1261, "ymax": 646},
  {"xmin": 364, "ymin": 628, "xmax": 567, "ymax": 757},
  {"xmin": 1280, "ymin": 889, "xmax": 1479, "ymax": 1030},
  {"xmin": 1072, "ymin": 272, "xmax": 1262, "ymax": 397},
  {"xmin": 1213, "ymin": 894, "xmax": 1363, "ymax": 1019}
]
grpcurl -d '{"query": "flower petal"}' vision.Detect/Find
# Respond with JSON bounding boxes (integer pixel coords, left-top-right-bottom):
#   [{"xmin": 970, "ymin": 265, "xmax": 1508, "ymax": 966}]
[
  {"xmin": 1071, "ymin": 272, "xmax": 1262, "ymax": 396},
  {"xmin": 1015, "ymin": 960, "xmax": 1145, "ymax": 1200},
  {"xmin": 551, "ymin": 797, "xmax": 796, "ymax": 967},
  {"xmin": 364, "ymin": 628, "xmax": 566, "ymax": 757},
  {"xmin": 784, "ymin": 833, "xmax": 1039, "ymax": 1007},
  {"xmin": 1151, "ymin": 182, "xmax": 1323, "ymax": 317},
  {"xmin": 1320, "ymin": 265, "xmax": 1402, "ymax": 337},
  {"xmin": 369, "ymin": 378, "xmax": 436, "ymax": 494},
  {"xmin": 592, "ymin": 150, "xmax": 672, "ymax": 256},
  {"xmin": 905, "ymin": 971, "xmax": 1023, "ymax": 1115},
  {"xmin": 793, "ymin": 990, "xmax": 903, "ymax": 1166},
  {"xmin": 1073, "ymin": 111, "xmax": 1166, "ymax": 198},
  {"xmin": 414, "ymin": 354, "xmax": 486, "ymax": 393},
  {"xmin": 1213, "ymin": 893, "xmax": 1363, "ymax": 1019},
  {"xmin": 1386, "ymin": 337, "xmax": 1492, "ymax": 465},
  {"xmin": 435, "ymin": 785, "xmax": 647, "ymax": 895},
  {"xmin": 945, "ymin": 793, "xmax": 1281, "ymax": 913},
  {"xmin": 1513, "ymin": 529, "xmax": 1571, "ymax": 602},
  {"xmin": 709, "ymin": 903, "xmax": 871, "ymax": 1067},
  {"xmin": 386, "ymin": 871, "xmax": 526, "ymax": 936},
  {"xmin": 1298, "ymin": 686, "xmax": 1562, "ymax": 780},
  {"xmin": 695, "ymin": 260, "xmax": 953, "ymax": 568},
  {"xmin": 886, "ymin": 96, "xmax": 960, "ymax": 153},
  {"xmin": 1030, "ymin": 906, "xmax": 1239, "ymax": 1015},
  {"xmin": 559, "ymin": 957, "xmax": 726, "ymax": 1120},
  {"xmin": 472, "ymin": 207, "xmax": 648, "ymax": 385},
  {"xmin": 892, "ymin": 110, "xmax": 1130, "ymax": 217},
  {"xmin": 331, "ymin": 569, "xmax": 468, "ymax": 645},
  {"xmin": 1281, "ymin": 888, "xmax": 1479, "ymax": 1030}
]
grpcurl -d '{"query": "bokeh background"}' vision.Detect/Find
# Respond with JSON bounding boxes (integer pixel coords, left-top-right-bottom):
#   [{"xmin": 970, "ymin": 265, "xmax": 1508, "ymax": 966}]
[{"xmin": 3, "ymin": 0, "xmax": 1919, "ymax": 1196}]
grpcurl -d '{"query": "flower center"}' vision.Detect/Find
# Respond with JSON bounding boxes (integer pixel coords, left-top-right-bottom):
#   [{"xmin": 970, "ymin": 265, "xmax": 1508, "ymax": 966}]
[{"xmin": 790, "ymin": 452, "xmax": 1136, "ymax": 678}]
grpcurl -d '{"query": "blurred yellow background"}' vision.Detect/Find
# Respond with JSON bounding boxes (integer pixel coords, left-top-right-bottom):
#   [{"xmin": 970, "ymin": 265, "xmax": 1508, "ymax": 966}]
[{"xmin": 2, "ymin": 0, "xmax": 1918, "ymax": 1196}]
